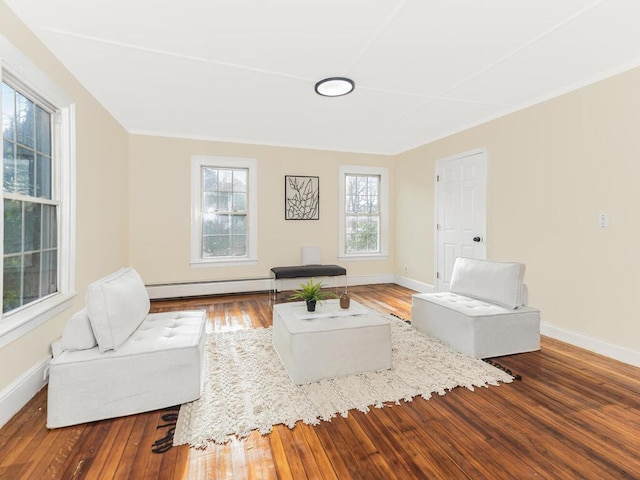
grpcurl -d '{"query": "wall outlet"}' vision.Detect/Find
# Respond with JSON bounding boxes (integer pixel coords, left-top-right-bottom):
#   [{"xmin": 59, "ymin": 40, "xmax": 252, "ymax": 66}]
[{"xmin": 403, "ymin": 266, "xmax": 408, "ymax": 273}]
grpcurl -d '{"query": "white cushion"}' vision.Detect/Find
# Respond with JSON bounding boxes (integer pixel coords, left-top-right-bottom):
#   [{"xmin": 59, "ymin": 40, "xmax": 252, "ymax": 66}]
[
  {"xmin": 86, "ymin": 267, "xmax": 150, "ymax": 352},
  {"xmin": 449, "ymin": 257, "xmax": 525, "ymax": 309},
  {"xmin": 60, "ymin": 308, "xmax": 97, "ymax": 352},
  {"xmin": 301, "ymin": 247, "xmax": 322, "ymax": 265}
]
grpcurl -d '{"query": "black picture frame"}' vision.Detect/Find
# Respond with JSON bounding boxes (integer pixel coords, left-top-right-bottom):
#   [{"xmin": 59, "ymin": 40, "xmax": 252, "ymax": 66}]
[{"xmin": 285, "ymin": 175, "xmax": 319, "ymax": 220}]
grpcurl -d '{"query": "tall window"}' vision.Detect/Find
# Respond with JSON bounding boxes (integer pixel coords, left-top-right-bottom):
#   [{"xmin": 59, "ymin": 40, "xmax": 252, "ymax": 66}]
[
  {"xmin": 345, "ymin": 174, "xmax": 380, "ymax": 254},
  {"xmin": 0, "ymin": 36, "xmax": 75, "ymax": 347},
  {"xmin": 338, "ymin": 165, "xmax": 388, "ymax": 259},
  {"xmin": 191, "ymin": 156, "xmax": 257, "ymax": 265},
  {"xmin": 202, "ymin": 167, "xmax": 247, "ymax": 258},
  {"xmin": 2, "ymin": 81, "xmax": 57, "ymax": 313}
]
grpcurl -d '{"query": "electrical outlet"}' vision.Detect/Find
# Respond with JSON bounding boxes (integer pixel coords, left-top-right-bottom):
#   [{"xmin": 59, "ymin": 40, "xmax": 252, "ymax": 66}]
[{"xmin": 403, "ymin": 266, "xmax": 408, "ymax": 273}]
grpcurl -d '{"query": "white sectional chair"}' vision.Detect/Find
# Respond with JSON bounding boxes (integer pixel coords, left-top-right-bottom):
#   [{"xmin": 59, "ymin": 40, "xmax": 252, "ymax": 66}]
[
  {"xmin": 47, "ymin": 267, "xmax": 207, "ymax": 428},
  {"xmin": 412, "ymin": 257, "xmax": 540, "ymax": 359}
]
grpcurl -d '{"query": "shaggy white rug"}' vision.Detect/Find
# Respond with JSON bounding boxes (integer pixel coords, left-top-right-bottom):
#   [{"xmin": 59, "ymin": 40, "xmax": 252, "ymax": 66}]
[{"xmin": 173, "ymin": 316, "xmax": 513, "ymax": 448}]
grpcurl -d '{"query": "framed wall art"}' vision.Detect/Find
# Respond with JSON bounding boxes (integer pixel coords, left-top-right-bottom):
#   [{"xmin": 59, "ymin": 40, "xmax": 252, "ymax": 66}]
[{"xmin": 285, "ymin": 175, "xmax": 319, "ymax": 220}]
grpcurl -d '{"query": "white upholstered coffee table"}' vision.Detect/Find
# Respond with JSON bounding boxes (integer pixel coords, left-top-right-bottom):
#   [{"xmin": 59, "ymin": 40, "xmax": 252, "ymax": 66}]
[{"xmin": 272, "ymin": 299, "xmax": 391, "ymax": 384}]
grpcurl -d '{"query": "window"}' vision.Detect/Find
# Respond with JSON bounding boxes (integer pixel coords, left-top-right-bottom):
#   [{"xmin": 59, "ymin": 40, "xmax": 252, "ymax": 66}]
[
  {"xmin": 0, "ymin": 36, "xmax": 76, "ymax": 347},
  {"xmin": 2, "ymin": 81, "xmax": 57, "ymax": 313},
  {"xmin": 191, "ymin": 156, "xmax": 257, "ymax": 265},
  {"xmin": 345, "ymin": 174, "xmax": 380, "ymax": 253},
  {"xmin": 338, "ymin": 165, "xmax": 388, "ymax": 260}
]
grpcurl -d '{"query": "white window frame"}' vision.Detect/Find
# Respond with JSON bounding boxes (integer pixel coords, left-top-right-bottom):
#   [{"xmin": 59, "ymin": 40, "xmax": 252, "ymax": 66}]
[
  {"xmin": 190, "ymin": 155, "xmax": 258, "ymax": 266},
  {"xmin": 0, "ymin": 35, "xmax": 77, "ymax": 349},
  {"xmin": 338, "ymin": 165, "xmax": 389, "ymax": 261}
]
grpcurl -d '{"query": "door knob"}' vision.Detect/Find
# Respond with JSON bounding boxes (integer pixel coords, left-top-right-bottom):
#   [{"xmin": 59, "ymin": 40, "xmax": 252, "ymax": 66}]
[{"xmin": 473, "ymin": 236, "xmax": 482, "ymax": 243}]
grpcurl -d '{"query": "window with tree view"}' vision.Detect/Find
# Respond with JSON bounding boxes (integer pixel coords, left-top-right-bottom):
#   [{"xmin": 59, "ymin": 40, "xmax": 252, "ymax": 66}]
[
  {"xmin": 201, "ymin": 167, "xmax": 248, "ymax": 258},
  {"xmin": 2, "ymin": 81, "xmax": 58, "ymax": 314},
  {"xmin": 345, "ymin": 174, "xmax": 380, "ymax": 254}
]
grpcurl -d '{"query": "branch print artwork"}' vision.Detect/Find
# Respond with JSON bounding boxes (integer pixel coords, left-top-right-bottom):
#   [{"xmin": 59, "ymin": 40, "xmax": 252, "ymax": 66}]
[{"xmin": 285, "ymin": 176, "xmax": 319, "ymax": 220}]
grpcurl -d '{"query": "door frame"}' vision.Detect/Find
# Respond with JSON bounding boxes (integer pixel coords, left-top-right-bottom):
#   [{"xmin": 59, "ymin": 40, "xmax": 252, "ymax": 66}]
[{"xmin": 434, "ymin": 148, "xmax": 488, "ymax": 291}]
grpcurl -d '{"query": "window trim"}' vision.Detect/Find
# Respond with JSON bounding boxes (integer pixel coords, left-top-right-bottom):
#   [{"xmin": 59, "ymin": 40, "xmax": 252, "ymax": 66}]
[
  {"xmin": 190, "ymin": 155, "xmax": 258, "ymax": 266},
  {"xmin": 0, "ymin": 34, "xmax": 77, "ymax": 348},
  {"xmin": 338, "ymin": 165, "xmax": 389, "ymax": 261}
]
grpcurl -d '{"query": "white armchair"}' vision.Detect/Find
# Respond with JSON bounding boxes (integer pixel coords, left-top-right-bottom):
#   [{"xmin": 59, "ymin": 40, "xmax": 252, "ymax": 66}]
[
  {"xmin": 411, "ymin": 257, "xmax": 540, "ymax": 359},
  {"xmin": 47, "ymin": 268, "xmax": 206, "ymax": 428}
]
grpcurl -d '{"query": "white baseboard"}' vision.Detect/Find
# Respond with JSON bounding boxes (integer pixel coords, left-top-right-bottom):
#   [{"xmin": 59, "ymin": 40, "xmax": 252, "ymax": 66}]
[
  {"xmin": 147, "ymin": 274, "xmax": 396, "ymax": 299},
  {"xmin": 348, "ymin": 273, "xmax": 395, "ymax": 286},
  {"xmin": 0, "ymin": 355, "xmax": 50, "ymax": 429},
  {"xmin": 147, "ymin": 278, "xmax": 272, "ymax": 300},
  {"xmin": 393, "ymin": 275, "xmax": 435, "ymax": 294},
  {"xmin": 541, "ymin": 322, "xmax": 640, "ymax": 368}
]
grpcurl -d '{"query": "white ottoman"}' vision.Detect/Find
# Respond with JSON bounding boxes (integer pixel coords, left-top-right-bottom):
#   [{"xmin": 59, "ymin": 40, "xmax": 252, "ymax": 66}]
[{"xmin": 272, "ymin": 300, "xmax": 391, "ymax": 384}]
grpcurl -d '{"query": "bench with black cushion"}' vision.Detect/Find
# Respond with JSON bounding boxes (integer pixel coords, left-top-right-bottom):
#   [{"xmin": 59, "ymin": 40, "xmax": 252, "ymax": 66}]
[{"xmin": 270, "ymin": 265, "xmax": 347, "ymax": 302}]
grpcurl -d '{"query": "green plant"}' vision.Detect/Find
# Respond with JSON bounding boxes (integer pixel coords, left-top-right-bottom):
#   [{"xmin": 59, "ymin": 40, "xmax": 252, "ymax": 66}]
[{"xmin": 288, "ymin": 278, "xmax": 338, "ymax": 303}]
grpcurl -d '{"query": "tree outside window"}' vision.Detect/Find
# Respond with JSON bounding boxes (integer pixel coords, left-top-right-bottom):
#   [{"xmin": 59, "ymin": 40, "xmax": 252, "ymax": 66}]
[
  {"xmin": 201, "ymin": 167, "xmax": 248, "ymax": 258},
  {"xmin": 190, "ymin": 155, "xmax": 257, "ymax": 266},
  {"xmin": 345, "ymin": 174, "xmax": 381, "ymax": 254},
  {"xmin": 339, "ymin": 165, "xmax": 388, "ymax": 260},
  {"xmin": 2, "ymin": 81, "xmax": 58, "ymax": 314}
]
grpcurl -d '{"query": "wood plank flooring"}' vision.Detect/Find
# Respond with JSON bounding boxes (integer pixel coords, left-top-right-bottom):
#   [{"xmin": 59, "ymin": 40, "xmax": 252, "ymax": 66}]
[{"xmin": 1, "ymin": 284, "xmax": 640, "ymax": 479}]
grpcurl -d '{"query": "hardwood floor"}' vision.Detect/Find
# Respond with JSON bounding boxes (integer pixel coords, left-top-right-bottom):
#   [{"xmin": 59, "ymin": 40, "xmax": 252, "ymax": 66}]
[{"xmin": 1, "ymin": 284, "xmax": 640, "ymax": 479}]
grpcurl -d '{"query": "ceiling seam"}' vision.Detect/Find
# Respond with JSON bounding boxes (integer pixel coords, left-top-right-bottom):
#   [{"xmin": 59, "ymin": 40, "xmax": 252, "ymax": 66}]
[
  {"xmin": 388, "ymin": 0, "xmax": 609, "ymax": 127},
  {"xmin": 40, "ymin": 26, "xmax": 312, "ymax": 83},
  {"xmin": 435, "ymin": 0, "xmax": 609, "ymax": 98},
  {"xmin": 340, "ymin": 0, "xmax": 409, "ymax": 75}
]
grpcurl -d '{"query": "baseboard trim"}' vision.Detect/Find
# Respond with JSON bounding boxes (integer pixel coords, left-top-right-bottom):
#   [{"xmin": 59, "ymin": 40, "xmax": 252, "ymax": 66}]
[
  {"xmin": 147, "ymin": 278, "xmax": 272, "ymax": 300},
  {"xmin": 541, "ymin": 322, "xmax": 640, "ymax": 368},
  {"xmin": 393, "ymin": 275, "xmax": 435, "ymax": 294},
  {"xmin": 0, "ymin": 355, "xmax": 50, "ymax": 429},
  {"xmin": 348, "ymin": 273, "xmax": 395, "ymax": 286},
  {"xmin": 147, "ymin": 274, "xmax": 396, "ymax": 300}
]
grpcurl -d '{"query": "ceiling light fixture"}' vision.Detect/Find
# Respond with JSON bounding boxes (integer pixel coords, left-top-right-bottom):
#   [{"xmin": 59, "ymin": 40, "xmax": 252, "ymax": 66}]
[{"xmin": 314, "ymin": 77, "xmax": 355, "ymax": 97}]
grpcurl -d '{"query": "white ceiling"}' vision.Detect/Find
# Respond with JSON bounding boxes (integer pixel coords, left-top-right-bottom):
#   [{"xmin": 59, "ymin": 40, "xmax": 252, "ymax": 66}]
[{"xmin": 5, "ymin": 0, "xmax": 640, "ymax": 155}]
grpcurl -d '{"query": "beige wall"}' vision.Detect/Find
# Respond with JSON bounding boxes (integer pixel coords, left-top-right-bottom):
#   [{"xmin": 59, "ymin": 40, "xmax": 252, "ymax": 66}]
[
  {"xmin": 129, "ymin": 135, "xmax": 394, "ymax": 285},
  {"xmin": 394, "ymin": 66, "xmax": 640, "ymax": 353},
  {"xmin": 0, "ymin": 4, "xmax": 130, "ymax": 390}
]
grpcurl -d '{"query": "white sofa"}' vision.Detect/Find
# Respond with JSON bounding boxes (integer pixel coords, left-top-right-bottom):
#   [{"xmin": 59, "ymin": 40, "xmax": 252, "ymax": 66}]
[
  {"xmin": 412, "ymin": 257, "xmax": 540, "ymax": 359},
  {"xmin": 47, "ymin": 267, "xmax": 207, "ymax": 429}
]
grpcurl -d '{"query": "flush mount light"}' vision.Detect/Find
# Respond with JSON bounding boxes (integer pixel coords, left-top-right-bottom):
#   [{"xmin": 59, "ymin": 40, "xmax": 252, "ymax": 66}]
[{"xmin": 314, "ymin": 77, "xmax": 355, "ymax": 97}]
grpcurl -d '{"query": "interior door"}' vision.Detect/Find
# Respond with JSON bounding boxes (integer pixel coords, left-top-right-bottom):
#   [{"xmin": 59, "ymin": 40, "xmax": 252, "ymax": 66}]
[{"xmin": 436, "ymin": 150, "xmax": 487, "ymax": 291}]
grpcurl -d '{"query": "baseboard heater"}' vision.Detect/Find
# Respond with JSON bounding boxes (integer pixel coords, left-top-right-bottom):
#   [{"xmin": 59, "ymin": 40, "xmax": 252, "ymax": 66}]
[
  {"xmin": 146, "ymin": 274, "xmax": 394, "ymax": 300},
  {"xmin": 145, "ymin": 277, "xmax": 272, "ymax": 300}
]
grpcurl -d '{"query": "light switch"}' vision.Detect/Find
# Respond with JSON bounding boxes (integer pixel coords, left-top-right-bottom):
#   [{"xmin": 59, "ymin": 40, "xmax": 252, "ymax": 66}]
[{"xmin": 599, "ymin": 213, "xmax": 609, "ymax": 228}]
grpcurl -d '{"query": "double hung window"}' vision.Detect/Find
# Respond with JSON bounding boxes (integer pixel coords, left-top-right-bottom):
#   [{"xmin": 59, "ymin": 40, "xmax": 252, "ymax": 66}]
[
  {"xmin": 2, "ymin": 80, "xmax": 57, "ymax": 313},
  {"xmin": 338, "ymin": 165, "xmax": 388, "ymax": 260},
  {"xmin": 345, "ymin": 174, "xmax": 381, "ymax": 254},
  {"xmin": 190, "ymin": 156, "xmax": 257, "ymax": 265},
  {"xmin": 0, "ymin": 35, "xmax": 76, "ymax": 346}
]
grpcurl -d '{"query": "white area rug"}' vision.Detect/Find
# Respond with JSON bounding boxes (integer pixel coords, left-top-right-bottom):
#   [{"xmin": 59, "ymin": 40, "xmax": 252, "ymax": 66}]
[{"xmin": 173, "ymin": 316, "xmax": 513, "ymax": 448}]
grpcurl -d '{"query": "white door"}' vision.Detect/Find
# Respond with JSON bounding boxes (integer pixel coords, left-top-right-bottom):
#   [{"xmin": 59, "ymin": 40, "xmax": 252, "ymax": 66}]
[{"xmin": 436, "ymin": 150, "xmax": 487, "ymax": 291}]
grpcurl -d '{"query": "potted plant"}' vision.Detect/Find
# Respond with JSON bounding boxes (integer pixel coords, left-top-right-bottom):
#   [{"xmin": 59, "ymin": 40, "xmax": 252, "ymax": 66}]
[{"xmin": 289, "ymin": 278, "xmax": 337, "ymax": 312}]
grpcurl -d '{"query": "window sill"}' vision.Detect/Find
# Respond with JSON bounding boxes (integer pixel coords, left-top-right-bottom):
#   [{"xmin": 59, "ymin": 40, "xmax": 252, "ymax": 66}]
[
  {"xmin": 338, "ymin": 254, "xmax": 389, "ymax": 262},
  {"xmin": 0, "ymin": 292, "xmax": 77, "ymax": 349},
  {"xmin": 190, "ymin": 258, "xmax": 258, "ymax": 268}
]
